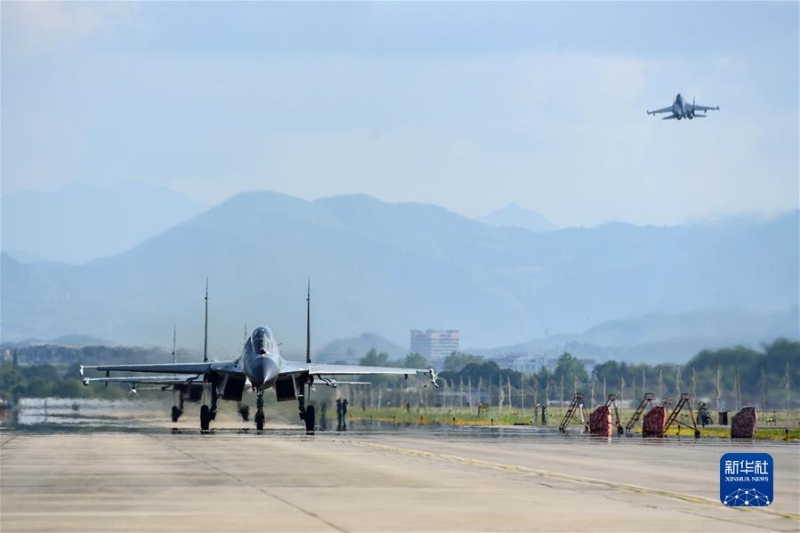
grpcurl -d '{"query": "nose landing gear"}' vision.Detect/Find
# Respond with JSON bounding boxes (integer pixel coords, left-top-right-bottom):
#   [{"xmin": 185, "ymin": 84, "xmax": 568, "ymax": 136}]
[{"xmin": 255, "ymin": 393, "xmax": 265, "ymax": 432}]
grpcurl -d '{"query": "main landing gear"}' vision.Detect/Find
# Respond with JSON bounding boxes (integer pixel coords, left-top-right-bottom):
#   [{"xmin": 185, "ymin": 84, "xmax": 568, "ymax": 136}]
[
  {"xmin": 200, "ymin": 384, "xmax": 219, "ymax": 433},
  {"xmin": 298, "ymin": 393, "xmax": 316, "ymax": 435},
  {"xmin": 171, "ymin": 400, "xmax": 184, "ymax": 423}
]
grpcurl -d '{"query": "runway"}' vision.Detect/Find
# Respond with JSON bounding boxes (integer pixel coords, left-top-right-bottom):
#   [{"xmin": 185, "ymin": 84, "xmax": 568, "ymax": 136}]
[{"xmin": 1, "ymin": 426, "xmax": 798, "ymax": 532}]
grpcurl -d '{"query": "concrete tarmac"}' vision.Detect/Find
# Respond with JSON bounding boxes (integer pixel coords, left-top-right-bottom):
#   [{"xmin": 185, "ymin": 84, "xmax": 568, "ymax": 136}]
[{"xmin": 1, "ymin": 427, "xmax": 798, "ymax": 532}]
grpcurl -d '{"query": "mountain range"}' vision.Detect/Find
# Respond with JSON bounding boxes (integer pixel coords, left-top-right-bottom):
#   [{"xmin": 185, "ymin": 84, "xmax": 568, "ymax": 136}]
[
  {"xmin": 478, "ymin": 204, "xmax": 557, "ymax": 233},
  {"xmin": 1, "ymin": 189, "xmax": 797, "ymax": 361}
]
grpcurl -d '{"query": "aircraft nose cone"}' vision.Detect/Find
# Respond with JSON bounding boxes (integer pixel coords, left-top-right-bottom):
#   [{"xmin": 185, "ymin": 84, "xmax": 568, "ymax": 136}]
[{"xmin": 250, "ymin": 357, "xmax": 280, "ymax": 387}]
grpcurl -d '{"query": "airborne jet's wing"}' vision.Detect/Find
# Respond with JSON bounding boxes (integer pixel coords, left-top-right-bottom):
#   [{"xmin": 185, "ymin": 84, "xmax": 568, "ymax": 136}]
[
  {"xmin": 646, "ymin": 106, "xmax": 672, "ymax": 115},
  {"xmin": 280, "ymin": 361, "xmax": 438, "ymax": 386},
  {"xmin": 692, "ymin": 104, "xmax": 720, "ymax": 112}
]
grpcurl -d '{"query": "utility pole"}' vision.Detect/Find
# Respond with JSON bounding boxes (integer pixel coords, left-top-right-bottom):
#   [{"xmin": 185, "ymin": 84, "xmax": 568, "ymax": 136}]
[
  {"xmin": 715, "ymin": 362, "xmax": 721, "ymax": 417},
  {"xmin": 602, "ymin": 374, "xmax": 607, "ymax": 401},
  {"xmin": 507, "ymin": 376, "xmax": 512, "ymax": 412},
  {"xmin": 785, "ymin": 362, "xmax": 791, "ymax": 415},
  {"xmin": 642, "ymin": 368, "xmax": 646, "ymax": 395}
]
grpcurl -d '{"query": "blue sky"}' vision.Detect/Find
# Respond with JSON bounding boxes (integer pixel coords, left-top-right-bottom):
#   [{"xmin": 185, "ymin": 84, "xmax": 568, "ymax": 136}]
[{"xmin": 2, "ymin": 2, "xmax": 797, "ymax": 226}]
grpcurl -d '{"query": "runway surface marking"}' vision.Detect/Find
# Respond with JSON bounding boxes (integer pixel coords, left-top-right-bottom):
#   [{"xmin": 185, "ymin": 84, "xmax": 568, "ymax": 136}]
[
  {"xmin": 148, "ymin": 434, "xmax": 348, "ymax": 532},
  {"xmin": 337, "ymin": 438, "xmax": 800, "ymax": 522},
  {"xmin": 0, "ymin": 435, "xmax": 20, "ymax": 448}
]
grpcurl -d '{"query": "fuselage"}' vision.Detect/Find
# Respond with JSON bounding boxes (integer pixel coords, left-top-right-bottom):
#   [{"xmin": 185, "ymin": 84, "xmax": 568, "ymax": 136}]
[
  {"xmin": 671, "ymin": 93, "xmax": 700, "ymax": 120},
  {"xmin": 672, "ymin": 93, "xmax": 685, "ymax": 118},
  {"xmin": 241, "ymin": 326, "xmax": 283, "ymax": 391}
]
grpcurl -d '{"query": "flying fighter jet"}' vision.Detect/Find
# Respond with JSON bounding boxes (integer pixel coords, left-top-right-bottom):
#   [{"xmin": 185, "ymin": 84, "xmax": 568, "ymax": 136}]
[
  {"xmin": 647, "ymin": 93, "xmax": 720, "ymax": 120},
  {"xmin": 81, "ymin": 284, "xmax": 438, "ymax": 434}
]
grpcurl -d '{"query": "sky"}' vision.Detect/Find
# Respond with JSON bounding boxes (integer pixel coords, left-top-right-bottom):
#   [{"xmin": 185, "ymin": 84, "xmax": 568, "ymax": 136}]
[{"xmin": 2, "ymin": 2, "xmax": 798, "ymax": 227}]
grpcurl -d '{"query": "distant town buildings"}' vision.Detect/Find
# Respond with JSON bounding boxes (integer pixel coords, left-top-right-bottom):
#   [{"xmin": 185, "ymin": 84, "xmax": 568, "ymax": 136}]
[
  {"xmin": 491, "ymin": 353, "xmax": 543, "ymax": 374},
  {"xmin": 410, "ymin": 329, "xmax": 460, "ymax": 360},
  {"xmin": 545, "ymin": 357, "xmax": 597, "ymax": 373}
]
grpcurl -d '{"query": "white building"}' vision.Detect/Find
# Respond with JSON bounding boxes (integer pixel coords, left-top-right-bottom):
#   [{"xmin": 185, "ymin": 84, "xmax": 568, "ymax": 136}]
[{"xmin": 410, "ymin": 329, "xmax": 460, "ymax": 360}]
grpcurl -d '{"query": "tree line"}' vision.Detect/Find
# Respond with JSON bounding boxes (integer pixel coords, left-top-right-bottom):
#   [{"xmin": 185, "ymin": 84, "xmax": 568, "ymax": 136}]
[
  {"xmin": 359, "ymin": 338, "xmax": 799, "ymax": 411},
  {"xmin": 0, "ymin": 362, "xmax": 129, "ymax": 402},
  {"xmin": 2, "ymin": 339, "xmax": 797, "ymax": 410}
]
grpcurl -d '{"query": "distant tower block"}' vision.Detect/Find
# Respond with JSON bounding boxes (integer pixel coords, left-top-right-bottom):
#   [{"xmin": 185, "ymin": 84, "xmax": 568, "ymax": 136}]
[
  {"xmin": 643, "ymin": 406, "xmax": 666, "ymax": 438},
  {"xmin": 410, "ymin": 329, "xmax": 460, "ymax": 360},
  {"xmin": 731, "ymin": 407, "xmax": 757, "ymax": 439}
]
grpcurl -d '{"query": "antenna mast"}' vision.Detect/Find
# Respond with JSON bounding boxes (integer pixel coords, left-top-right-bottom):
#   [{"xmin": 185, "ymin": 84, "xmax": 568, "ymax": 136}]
[
  {"xmin": 306, "ymin": 279, "xmax": 311, "ymax": 364},
  {"xmin": 203, "ymin": 278, "xmax": 209, "ymax": 363},
  {"xmin": 172, "ymin": 324, "xmax": 177, "ymax": 364}
]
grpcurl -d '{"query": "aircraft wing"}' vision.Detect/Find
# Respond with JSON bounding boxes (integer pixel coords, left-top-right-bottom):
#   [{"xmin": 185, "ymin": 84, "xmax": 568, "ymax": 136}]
[
  {"xmin": 280, "ymin": 361, "xmax": 439, "ymax": 387},
  {"xmin": 312, "ymin": 378, "xmax": 374, "ymax": 388},
  {"xmin": 692, "ymin": 104, "xmax": 719, "ymax": 112},
  {"xmin": 647, "ymin": 106, "xmax": 672, "ymax": 115},
  {"xmin": 81, "ymin": 360, "xmax": 240, "ymax": 377},
  {"xmin": 82, "ymin": 374, "xmax": 202, "ymax": 386}
]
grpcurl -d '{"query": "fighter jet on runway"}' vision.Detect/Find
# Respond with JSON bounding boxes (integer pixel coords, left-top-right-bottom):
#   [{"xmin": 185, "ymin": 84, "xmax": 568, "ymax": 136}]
[
  {"xmin": 647, "ymin": 93, "xmax": 720, "ymax": 120},
  {"xmin": 81, "ymin": 284, "xmax": 438, "ymax": 434}
]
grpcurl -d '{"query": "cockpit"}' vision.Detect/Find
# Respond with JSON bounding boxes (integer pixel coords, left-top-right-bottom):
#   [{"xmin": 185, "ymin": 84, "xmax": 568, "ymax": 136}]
[{"xmin": 251, "ymin": 326, "xmax": 274, "ymax": 355}]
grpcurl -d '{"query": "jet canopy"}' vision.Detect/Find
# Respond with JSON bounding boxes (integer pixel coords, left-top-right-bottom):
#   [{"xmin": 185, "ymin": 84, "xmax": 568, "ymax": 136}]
[{"xmin": 251, "ymin": 326, "xmax": 275, "ymax": 355}]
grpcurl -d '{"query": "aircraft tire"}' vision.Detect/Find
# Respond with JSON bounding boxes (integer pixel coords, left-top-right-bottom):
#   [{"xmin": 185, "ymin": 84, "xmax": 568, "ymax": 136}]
[
  {"xmin": 255, "ymin": 410, "xmax": 265, "ymax": 431},
  {"xmin": 305, "ymin": 405, "xmax": 315, "ymax": 434},
  {"xmin": 171, "ymin": 406, "xmax": 182, "ymax": 423},
  {"xmin": 200, "ymin": 405, "xmax": 211, "ymax": 432}
]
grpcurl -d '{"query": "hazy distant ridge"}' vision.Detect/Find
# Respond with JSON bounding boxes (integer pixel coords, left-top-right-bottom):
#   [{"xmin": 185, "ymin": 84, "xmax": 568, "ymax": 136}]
[
  {"xmin": 1, "ymin": 191, "xmax": 796, "ymax": 355},
  {"xmin": 478, "ymin": 204, "xmax": 557, "ymax": 233}
]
